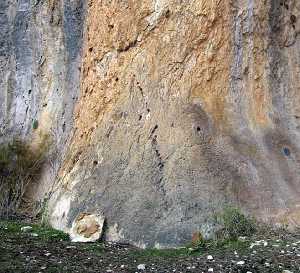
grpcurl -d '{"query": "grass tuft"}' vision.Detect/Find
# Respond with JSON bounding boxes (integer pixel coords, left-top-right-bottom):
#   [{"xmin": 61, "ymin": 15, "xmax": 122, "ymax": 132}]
[{"xmin": 0, "ymin": 220, "xmax": 69, "ymax": 241}]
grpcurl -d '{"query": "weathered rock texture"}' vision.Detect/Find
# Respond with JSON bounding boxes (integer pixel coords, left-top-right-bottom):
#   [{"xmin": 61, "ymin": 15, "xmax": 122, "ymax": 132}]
[
  {"xmin": 70, "ymin": 213, "xmax": 105, "ymax": 242},
  {"xmin": 0, "ymin": 0, "xmax": 85, "ymax": 199},
  {"xmin": 1, "ymin": 0, "xmax": 300, "ymax": 248}
]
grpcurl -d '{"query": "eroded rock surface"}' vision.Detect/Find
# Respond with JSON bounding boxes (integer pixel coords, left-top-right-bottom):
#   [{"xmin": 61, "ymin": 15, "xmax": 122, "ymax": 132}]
[
  {"xmin": 0, "ymin": 0, "xmax": 86, "ymax": 200},
  {"xmin": 70, "ymin": 213, "xmax": 105, "ymax": 242},
  {"xmin": 1, "ymin": 0, "xmax": 300, "ymax": 247}
]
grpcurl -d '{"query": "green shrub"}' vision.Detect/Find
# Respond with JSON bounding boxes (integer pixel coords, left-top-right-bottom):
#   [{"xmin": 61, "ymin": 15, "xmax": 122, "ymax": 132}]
[{"xmin": 215, "ymin": 207, "xmax": 256, "ymax": 240}]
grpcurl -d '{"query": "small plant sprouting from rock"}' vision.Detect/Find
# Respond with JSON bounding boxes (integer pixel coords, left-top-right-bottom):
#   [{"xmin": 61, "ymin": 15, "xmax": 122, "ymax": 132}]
[
  {"xmin": 191, "ymin": 231, "xmax": 206, "ymax": 249},
  {"xmin": 215, "ymin": 207, "xmax": 257, "ymax": 240},
  {"xmin": 32, "ymin": 120, "xmax": 39, "ymax": 130},
  {"xmin": 0, "ymin": 138, "xmax": 49, "ymax": 218}
]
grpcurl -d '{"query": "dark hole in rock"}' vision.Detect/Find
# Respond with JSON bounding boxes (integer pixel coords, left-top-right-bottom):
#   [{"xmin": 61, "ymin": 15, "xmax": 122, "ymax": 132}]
[
  {"xmin": 108, "ymin": 24, "xmax": 114, "ymax": 29},
  {"xmin": 115, "ymin": 77, "xmax": 119, "ymax": 82},
  {"xmin": 244, "ymin": 66, "xmax": 249, "ymax": 75},
  {"xmin": 197, "ymin": 126, "xmax": 201, "ymax": 132},
  {"xmin": 171, "ymin": 123, "xmax": 174, "ymax": 127},
  {"xmin": 62, "ymin": 122, "xmax": 66, "ymax": 132},
  {"xmin": 139, "ymin": 115, "xmax": 142, "ymax": 121},
  {"xmin": 89, "ymin": 47, "xmax": 93, "ymax": 52},
  {"xmin": 147, "ymin": 108, "xmax": 150, "ymax": 113},
  {"xmin": 42, "ymin": 103, "xmax": 47, "ymax": 107},
  {"xmin": 291, "ymin": 15, "xmax": 297, "ymax": 24},
  {"xmin": 283, "ymin": 147, "xmax": 291, "ymax": 156},
  {"xmin": 28, "ymin": 89, "xmax": 32, "ymax": 94},
  {"xmin": 158, "ymin": 162, "xmax": 164, "ymax": 170},
  {"xmin": 93, "ymin": 160, "xmax": 98, "ymax": 166},
  {"xmin": 165, "ymin": 9, "xmax": 170, "ymax": 18}
]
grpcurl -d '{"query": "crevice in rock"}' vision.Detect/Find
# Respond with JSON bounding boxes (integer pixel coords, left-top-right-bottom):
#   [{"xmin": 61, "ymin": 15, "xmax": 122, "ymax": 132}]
[
  {"xmin": 151, "ymin": 135, "xmax": 164, "ymax": 172},
  {"xmin": 117, "ymin": 38, "xmax": 138, "ymax": 53},
  {"xmin": 150, "ymin": 124, "xmax": 158, "ymax": 138}
]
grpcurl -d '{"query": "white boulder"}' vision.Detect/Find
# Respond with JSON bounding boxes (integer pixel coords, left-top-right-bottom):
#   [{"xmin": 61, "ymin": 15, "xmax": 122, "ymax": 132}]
[{"xmin": 69, "ymin": 213, "xmax": 105, "ymax": 242}]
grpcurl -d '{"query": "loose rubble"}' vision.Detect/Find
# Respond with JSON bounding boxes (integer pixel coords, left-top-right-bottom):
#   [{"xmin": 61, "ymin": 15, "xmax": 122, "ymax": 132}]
[{"xmin": 0, "ymin": 222, "xmax": 299, "ymax": 273}]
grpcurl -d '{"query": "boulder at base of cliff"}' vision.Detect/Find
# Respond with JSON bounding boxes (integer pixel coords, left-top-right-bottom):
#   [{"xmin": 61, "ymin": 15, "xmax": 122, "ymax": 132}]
[{"xmin": 70, "ymin": 213, "xmax": 105, "ymax": 242}]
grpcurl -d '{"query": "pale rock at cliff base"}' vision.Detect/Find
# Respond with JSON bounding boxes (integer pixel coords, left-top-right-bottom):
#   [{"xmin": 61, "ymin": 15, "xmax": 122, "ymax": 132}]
[
  {"xmin": 20, "ymin": 226, "xmax": 33, "ymax": 232},
  {"xmin": 69, "ymin": 213, "xmax": 105, "ymax": 242},
  {"xmin": 137, "ymin": 264, "xmax": 146, "ymax": 270}
]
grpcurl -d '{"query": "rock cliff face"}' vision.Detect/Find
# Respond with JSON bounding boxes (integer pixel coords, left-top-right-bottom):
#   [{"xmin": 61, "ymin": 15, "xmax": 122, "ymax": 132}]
[
  {"xmin": 0, "ymin": 0, "xmax": 85, "ymax": 197},
  {"xmin": 1, "ymin": 0, "xmax": 300, "ymax": 248}
]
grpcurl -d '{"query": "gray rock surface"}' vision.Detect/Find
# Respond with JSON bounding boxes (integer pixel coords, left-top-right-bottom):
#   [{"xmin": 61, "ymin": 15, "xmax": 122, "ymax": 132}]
[{"xmin": 0, "ymin": 0, "xmax": 86, "ymax": 199}]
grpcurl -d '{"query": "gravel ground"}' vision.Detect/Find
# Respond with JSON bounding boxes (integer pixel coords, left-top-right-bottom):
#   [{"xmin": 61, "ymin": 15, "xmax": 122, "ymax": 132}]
[{"xmin": 0, "ymin": 221, "xmax": 299, "ymax": 273}]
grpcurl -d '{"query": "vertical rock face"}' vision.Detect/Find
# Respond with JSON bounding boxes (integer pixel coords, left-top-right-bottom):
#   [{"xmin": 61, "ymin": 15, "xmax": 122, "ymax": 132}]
[
  {"xmin": 49, "ymin": 0, "xmax": 300, "ymax": 247},
  {"xmin": 0, "ymin": 0, "xmax": 85, "ymax": 197},
  {"xmin": 1, "ymin": 0, "xmax": 300, "ymax": 247}
]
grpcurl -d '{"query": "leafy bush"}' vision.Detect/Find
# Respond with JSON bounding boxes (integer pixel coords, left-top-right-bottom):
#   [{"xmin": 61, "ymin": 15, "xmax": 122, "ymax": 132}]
[
  {"xmin": 215, "ymin": 207, "xmax": 256, "ymax": 240},
  {"xmin": 0, "ymin": 139, "xmax": 48, "ymax": 218}
]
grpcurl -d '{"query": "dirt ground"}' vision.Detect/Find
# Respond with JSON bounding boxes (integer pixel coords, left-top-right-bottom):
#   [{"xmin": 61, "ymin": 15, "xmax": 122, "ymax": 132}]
[{"xmin": 0, "ymin": 221, "xmax": 299, "ymax": 273}]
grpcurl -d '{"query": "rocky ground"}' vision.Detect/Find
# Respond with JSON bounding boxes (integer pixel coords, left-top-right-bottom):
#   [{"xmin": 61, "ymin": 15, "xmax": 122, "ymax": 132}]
[{"xmin": 0, "ymin": 221, "xmax": 299, "ymax": 273}]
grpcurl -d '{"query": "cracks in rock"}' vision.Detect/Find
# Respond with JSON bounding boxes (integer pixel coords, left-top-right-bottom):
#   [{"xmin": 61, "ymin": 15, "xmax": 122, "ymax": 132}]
[
  {"xmin": 149, "ymin": 124, "xmax": 158, "ymax": 139},
  {"xmin": 114, "ymin": 4, "xmax": 171, "ymax": 55},
  {"xmin": 105, "ymin": 125, "xmax": 114, "ymax": 138},
  {"xmin": 270, "ymin": 0, "xmax": 300, "ymax": 48},
  {"xmin": 147, "ymin": 124, "xmax": 166, "ymax": 197},
  {"xmin": 151, "ymin": 134, "xmax": 164, "ymax": 172},
  {"xmin": 136, "ymin": 80, "xmax": 147, "ymax": 109},
  {"xmin": 117, "ymin": 37, "xmax": 139, "ymax": 53}
]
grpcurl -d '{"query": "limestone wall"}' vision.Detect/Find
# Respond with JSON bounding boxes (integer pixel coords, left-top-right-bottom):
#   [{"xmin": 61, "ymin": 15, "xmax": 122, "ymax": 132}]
[{"xmin": 1, "ymin": 0, "xmax": 300, "ymax": 248}]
